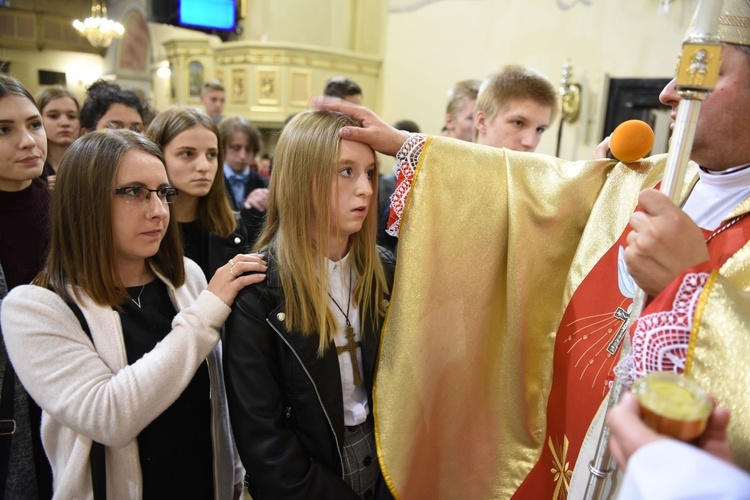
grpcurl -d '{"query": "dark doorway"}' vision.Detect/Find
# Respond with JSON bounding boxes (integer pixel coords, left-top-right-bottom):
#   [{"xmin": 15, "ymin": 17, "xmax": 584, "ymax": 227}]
[{"xmin": 602, "ymin": 77, "xmax": 673, "ymax": 154}]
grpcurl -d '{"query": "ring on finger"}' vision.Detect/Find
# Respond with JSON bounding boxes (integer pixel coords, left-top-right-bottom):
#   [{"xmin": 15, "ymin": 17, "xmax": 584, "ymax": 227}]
[
  {"xmin": 229, "ymin": 268, "xmax": 237, "ymax": 278},
  {"xmin": 228, "ymin": 258, "xmax": 235, "ymax": 267}
]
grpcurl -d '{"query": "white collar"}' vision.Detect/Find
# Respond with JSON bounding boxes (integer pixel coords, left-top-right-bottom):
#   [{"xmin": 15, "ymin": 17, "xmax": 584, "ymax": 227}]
[
  {"xmin": 326, "ymin": 250, "xmax": 351, "ymax": 274},
  {"xmin": 697, "ymin": 163, "xmax": 750, "ymax": 190},
  {"xmin": 223, "ymin": 164, "xmax": 250, "ymax": 177}
]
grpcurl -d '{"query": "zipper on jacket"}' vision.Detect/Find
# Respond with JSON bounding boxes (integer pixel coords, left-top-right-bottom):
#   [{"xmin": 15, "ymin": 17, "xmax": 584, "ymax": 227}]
[
  {"xmin": 267, "ymin": 318, "xmax": 346, "ymax": 478},
  {"xmin": 206, "ymin": 354, "xmax": 222, "ymax": 499}
]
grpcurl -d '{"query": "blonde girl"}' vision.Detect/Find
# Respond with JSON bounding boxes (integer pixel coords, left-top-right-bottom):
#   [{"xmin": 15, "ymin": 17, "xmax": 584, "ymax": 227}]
[{"xmin": 223, "ymin": 110, "xmax": 395, "ymax": 499}]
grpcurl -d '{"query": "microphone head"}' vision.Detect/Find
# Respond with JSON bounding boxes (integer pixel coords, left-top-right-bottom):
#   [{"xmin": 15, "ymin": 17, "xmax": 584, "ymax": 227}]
[{"xmin": 609, "ymin": 120, "xmax": 655, "ymax": 163}]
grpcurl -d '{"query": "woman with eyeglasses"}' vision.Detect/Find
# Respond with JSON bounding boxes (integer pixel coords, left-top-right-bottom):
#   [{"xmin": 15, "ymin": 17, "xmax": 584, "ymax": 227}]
[
  {"xmin": 1, "ymin": 128, "xmax": 266, "ymax": 499},
  {"xmin": 146, "ymin": 107, "xmax": 248, "ymax": 279}
]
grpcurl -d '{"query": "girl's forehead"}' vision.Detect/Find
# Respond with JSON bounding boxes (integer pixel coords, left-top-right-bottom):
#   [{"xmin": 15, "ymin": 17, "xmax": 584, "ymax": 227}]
[
  {"xmin": 0, "ymin": 95, "xmax": 38, "ymax": 120},
  {"xmin": 173, "ymin": 124, "xmax": 218, "ymax": 142},
  {"xmin": 44, "ymin": 96, "xmax": 78, "ymax": 110},
  {"xmin": 115, "ymin": 150, "xmax": 169, "ymax": 184}
]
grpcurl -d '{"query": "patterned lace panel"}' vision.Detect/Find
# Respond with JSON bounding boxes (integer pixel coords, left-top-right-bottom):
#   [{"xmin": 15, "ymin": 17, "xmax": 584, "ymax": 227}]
[
  {"xmin": 386, "ymin": 133, "xmax": 427, "ymax": 237},
  {"xmin": 613, "ymin": 355, "xmax": 636, "ymax": 390},
  {"xmin": 617, "ymin": 272, "xmax": 709, "ymax": 386}
]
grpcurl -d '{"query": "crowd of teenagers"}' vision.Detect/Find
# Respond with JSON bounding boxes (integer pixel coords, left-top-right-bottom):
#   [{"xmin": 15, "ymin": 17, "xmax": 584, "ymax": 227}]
[{"xmin": 0, "ymin": 73, "xmax": 393, "ymax": 499}]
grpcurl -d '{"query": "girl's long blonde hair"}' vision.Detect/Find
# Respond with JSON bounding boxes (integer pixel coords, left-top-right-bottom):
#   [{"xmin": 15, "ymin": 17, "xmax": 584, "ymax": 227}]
[{"xmin": 255, "ymin": 110, "xmax": 387, "ymax": 354}]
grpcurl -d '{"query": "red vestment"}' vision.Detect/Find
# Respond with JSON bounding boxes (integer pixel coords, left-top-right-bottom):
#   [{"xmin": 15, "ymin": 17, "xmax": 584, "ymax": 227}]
[{"xmin": 516, "ymin": 210, "xmax": 750, "ymax": 499}]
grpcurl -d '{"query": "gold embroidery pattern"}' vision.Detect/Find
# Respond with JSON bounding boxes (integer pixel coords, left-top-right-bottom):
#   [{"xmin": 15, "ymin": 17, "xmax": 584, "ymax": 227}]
[{"xmin": 549, "ymin": 435, "xmax": 572, "ymax": 500}]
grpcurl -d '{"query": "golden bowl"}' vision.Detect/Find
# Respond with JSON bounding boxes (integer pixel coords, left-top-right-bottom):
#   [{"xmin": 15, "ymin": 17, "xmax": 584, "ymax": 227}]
[{"xmin": 631, "ymin": 372, "xmax": 712, "ymax": 441}]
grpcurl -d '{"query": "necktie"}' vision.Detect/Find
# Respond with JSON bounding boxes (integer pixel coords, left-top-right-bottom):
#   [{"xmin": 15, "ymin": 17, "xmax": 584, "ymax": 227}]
[
  {"xmin": 229, "ymin": 173, "xmax": 249, "ymax": 186},
  {"xmin": 228, "ymin": 174, "xmax": 249, "ymax": 207}
]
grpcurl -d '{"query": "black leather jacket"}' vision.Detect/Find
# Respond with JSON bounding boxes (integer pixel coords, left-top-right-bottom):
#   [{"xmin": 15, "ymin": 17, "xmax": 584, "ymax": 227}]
[
  {"xmin": 182, "ymin": 214, "xmax": 249, "ymax": 279},
  {"xmin": 206, "ymin": 218, "xmax": 249, "ymax": 277},
  {"xmin": 223, "ymin": 248, "xmax": 395, "ymax": 499}
]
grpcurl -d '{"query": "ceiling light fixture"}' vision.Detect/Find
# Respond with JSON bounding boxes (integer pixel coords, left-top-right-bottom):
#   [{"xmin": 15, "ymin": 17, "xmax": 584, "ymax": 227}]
[{"xmin": 73, "ymin": 0, "xmax": 124, "ymax": 48}]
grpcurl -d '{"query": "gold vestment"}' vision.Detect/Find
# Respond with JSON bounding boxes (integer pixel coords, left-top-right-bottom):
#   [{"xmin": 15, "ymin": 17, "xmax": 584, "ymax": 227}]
[{"xmin": 373, "ymin": 136, "xmax": 750, "ymax": 499}]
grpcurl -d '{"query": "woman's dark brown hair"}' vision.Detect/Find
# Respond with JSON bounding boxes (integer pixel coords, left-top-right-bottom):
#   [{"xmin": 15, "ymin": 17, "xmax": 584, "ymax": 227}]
[{"xmin": 35, "ymin": 129, "xmax": 185, "ymax": 305}]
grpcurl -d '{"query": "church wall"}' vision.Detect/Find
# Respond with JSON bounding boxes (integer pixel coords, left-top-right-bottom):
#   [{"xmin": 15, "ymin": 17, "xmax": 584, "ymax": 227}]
[
  {"xmin": 241, "ymin": 0, "xmax": 385, "ymax": 56},
  {"xmin": 0, "ymin": 46, "xmax": 105, "ymax": 104},
  {"xmin": 380, "ymin": 0, "xmax": 699, "ymax": 160}
]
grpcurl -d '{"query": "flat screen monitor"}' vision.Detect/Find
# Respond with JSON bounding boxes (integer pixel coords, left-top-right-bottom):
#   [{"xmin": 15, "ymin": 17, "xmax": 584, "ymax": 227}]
[{"xmin": 179, "ymin": 0, "xmax": 236, "ymax": 31}]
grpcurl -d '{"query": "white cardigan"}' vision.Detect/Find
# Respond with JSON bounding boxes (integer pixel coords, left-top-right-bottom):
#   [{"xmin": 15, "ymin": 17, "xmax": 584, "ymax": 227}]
[{"xmin": 1, "ymin": 258, "xmax": 241, "ymax": 500}]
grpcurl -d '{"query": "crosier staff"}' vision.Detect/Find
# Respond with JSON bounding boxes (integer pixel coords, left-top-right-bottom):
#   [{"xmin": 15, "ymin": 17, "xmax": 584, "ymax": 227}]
[{"xmin": 583, "ymin": 1, "xmax": 725, "ymax": 498}]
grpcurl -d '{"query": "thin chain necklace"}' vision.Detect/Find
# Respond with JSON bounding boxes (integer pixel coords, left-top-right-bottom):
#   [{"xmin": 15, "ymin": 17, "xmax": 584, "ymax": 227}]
[
  {"xmin": 328, "ymin": 265, "xmax": 353, "ymax": 331},
  {"xmin": 130, "ymin": 284, "xmax": 146, "ymax": 308}
]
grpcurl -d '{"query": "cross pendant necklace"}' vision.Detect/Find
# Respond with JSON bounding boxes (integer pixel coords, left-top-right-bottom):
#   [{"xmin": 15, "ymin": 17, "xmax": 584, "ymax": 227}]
[{"xmin": 329, "ymin": 266, "xmax": 362, "ymax": 386}]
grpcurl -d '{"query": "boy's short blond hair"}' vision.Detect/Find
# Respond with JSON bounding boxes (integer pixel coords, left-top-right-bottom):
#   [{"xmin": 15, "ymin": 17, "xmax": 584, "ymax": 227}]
[
  {"xmin": 202, "ymin": 79, "xmax": 225, "ymax": 94},
  {"xmin": 476, "ymin": 65, "xmax": 558, "ymax": 122}
]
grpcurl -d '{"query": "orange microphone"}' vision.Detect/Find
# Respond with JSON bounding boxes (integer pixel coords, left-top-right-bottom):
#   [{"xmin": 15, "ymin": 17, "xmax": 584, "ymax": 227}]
[{"xmin": 609, "ymin": 119, "xmax": 655, "ymax": 163}]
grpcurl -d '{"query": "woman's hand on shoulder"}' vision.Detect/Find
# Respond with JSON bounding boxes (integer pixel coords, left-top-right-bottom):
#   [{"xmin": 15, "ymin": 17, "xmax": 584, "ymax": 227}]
[{"xmin": 207, "ymin": 253, "xmax": 267, "ymax": 306}]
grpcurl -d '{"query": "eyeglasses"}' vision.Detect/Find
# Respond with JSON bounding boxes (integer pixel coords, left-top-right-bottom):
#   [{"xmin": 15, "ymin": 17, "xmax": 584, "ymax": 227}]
[{"xmin": 112, "ymin": 186, "xmax": 178, "ymax": 204}]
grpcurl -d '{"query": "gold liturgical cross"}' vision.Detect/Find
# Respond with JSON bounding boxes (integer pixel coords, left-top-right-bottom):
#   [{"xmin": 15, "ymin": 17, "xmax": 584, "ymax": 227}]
[
  {"xmin": 606, "ymin": 307, "xmax": 630, "ymax": 355},
  {"xmin": 337, "ymin": 326, "xmax": 362, "ymax": 386}
]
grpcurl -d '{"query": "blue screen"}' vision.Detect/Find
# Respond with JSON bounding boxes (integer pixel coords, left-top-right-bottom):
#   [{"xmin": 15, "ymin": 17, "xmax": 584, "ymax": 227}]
[{"xmin": 179, "ymin": 0, "xmax": 236, "ymax": 31}]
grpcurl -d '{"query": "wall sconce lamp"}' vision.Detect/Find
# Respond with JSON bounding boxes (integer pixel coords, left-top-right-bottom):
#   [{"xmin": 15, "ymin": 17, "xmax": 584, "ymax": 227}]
[{"xmin": 559, "ymin": 60, "xmax": 582, "ymax": 124}]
